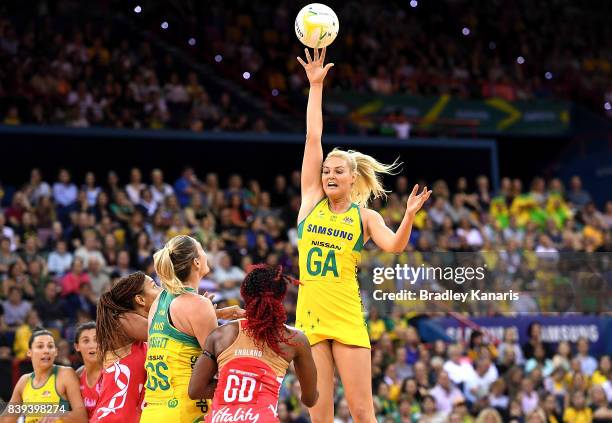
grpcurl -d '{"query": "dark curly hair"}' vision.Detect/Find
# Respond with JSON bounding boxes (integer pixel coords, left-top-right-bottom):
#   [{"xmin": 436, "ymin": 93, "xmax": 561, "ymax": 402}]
[{"xmin": 240, "ymin": 264, "xmax": 300, "ymax": 356}]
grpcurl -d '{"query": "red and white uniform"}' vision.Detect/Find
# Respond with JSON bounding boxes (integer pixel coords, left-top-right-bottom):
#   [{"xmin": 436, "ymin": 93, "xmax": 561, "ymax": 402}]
[
  {"xmin": 80, "ymin": 367, "xmax": 102, "ymax": 418},
  {"xmin": 206, "ymin": 320, "xmax": 289, "ymax": 423},
  {"xmin": 91, "ymin": 341, "xmax": 147, "ymax": 423}
]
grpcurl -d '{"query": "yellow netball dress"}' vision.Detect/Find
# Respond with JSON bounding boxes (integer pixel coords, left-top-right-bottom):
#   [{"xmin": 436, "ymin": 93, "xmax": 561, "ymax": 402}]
[
  {"xmin": 141, "ymin": 287, "xmax": 210, "ymax": 423},
  {"xmin": 21, "ymin": 365, "xmax": 71, "ymax": 423},
  {"xmin": 296, "ymin": 198, "xmax": 370, "ymax": 348}
]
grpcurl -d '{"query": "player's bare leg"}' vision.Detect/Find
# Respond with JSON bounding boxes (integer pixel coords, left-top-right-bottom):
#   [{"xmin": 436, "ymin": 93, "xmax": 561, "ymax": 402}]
[
  {"xmin": 333, "ymin": 342, "xmax": 376, "ymax": 423},
  {"xmin": 307, "ymin": 341, "xmax": 336, "ymax": 423}
]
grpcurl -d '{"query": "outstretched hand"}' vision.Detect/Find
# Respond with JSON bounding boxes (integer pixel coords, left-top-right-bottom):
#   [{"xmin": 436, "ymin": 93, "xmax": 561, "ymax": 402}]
[
  {"xmin": 216, "ymin": 305, "xmax": 245, "ymax": 320},
  {"xmin": 406, "ymin": 184, "xmax": 432, "ymax": 216},
  {"xmin": 297, "ymin": 47, "xmax": 334, "ymax": 85},
  {"xmin": 202, "ymin": 292, "xmax": 246, "ymax": 320}
]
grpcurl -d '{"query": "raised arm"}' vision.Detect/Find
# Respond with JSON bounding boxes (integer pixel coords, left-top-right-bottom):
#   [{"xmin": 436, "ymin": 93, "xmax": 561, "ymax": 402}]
[
  {"xmin": 292, "ymin": 331, "xmax": 318, "ymax": 407},
  {"xmin": 364, "ymin": 184, "xmax": 431, "ymax": 253},
  {"xmin": 297, "ymin": 48, "xmax": 334, "ymax": 220}
]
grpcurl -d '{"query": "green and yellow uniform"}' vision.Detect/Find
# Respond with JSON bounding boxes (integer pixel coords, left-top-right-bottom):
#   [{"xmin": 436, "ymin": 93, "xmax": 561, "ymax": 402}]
[
  {"xmin": 296, "ymin": 198, "xmax": 369, "ymax": 348},
  {"xmin": 22, "ymin": 365, "xmax": 70, "ymax": 423},
  {"xmin": 510, "ymin": 193, "xmax": 547, "ymax": 228},
  {"xmin": 546, "ymin": 192, "xmax": 571, "ymax": 229},
  {"xmin": 141, "ymin": 288, "xmax": 209, "ymax": 423},
  {"xmin": 490, "ymin": 195, "xmax": 509, "ymax": 229},
  {"xmin": 562, "ymin": 407, "xmax": 592, "ymax": 423}
]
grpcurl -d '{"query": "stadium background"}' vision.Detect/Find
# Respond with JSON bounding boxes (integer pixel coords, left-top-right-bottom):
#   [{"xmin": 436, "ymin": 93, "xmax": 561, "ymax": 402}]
[{"xmin": 1, "ymin": 0, "xmax": 611, "ymax": 422}]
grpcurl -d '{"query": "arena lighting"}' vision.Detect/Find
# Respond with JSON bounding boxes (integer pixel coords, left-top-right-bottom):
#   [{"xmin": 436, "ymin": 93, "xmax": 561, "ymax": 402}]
[
  {"xmin": 243, "ymin": 72, "xmax": 251, "ymax": 80},
  {"xmin": 516, "ymin": 56, "xmax": 525, "ymax": 64},
  {"xmin": 545, "ymin": 72, "xmax": 553, "ymax": 80},
  {"xmin": 188, "ymin": 38, "xmax": 196, "ymax": 46},
  {"xmin": 133, "ymin": 5, "xmax": 142, "ymax": 13},
  {"xmin": 161, "ymin": 21, "xmax": 169, "ymax": 30},
  {"xmin": 410, "ymin": 0, "xmax": 418, "ymax": 7},
  {"xmin": 605, "ymin": 102, "xmax": 612, "ymax": 111},
  {"xmin": 462, "ymin": 27, "xmax": 470, "ymax": 36},
  {"xmin": 214, "ymin": 54, "xmax": 223, "ymax": 63},
  {"xmin": 272, "ymin": 89, "xmax": 279, "ymax": 96}
]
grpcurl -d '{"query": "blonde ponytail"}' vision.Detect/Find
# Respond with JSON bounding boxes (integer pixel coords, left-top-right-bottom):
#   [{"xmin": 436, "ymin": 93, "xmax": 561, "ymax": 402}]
[
  {"xmin": 325, "ymin": 148, "xmax": 401, "ymax": 206},
  {"xmin": 153, "ymin": 235, "xmax": 199, "ymax": 295}
]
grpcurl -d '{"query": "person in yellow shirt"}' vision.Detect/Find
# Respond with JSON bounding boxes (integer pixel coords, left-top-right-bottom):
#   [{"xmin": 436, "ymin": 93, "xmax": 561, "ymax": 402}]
[
  {"xmin": 3, "ymin": 106, "xmax": 21, "ymax": 125},
  {"xmin": 387, "ymin": 308, "xmax": 409, "ymax": 341},
  {"xmin": 373, "ymin": 383, "xmax": 397, "ymax": 417},
  {"xmin": 583, "ymin": 223, "xmax": 604, "ymax": 249},
  {"xmin": 591, "ymin": 355, "xmax": 610, "ymax": 386},
  {"xmin": 546, "ymin": 193, "xmax": 571, "ymax": 229},
  {"xmin": 296, "ymin": 47, "xmax": 431, "ymax": 422},
  {"xmin": 510, "ymin": 193, "xmax": 547, "ymax": 228},
  {"xmin": 563, "ymin": 390, "xmax": 592, "ymax": 423},
  {"xmin": 380, "ymin": 193, "xmax": 405, "ymax": 229},
  {"xmin": 5, "ymin": 329, "xmax": 87, "ymax": 423},
  {"xmin": 542, "ymin": 393, "xmax": 562, "ymax": 423},
  {"xmin": 141, "ymin": 235, "xmax": 243, "ymax": 423},
  {"xmin": 467, "ymin": 330, "xmax": 498, "ymax": 362},
  {"xmin": 490, "ymin": 195, "xmax": 510, "ymax": 229},
  {"xmin": 165, "ymin": 214, "xmax": 192, "ymax": 239},
  {"xmin": 88, "ymin": 37, "xmax": 110, "ymax": 65},
  {"xmin": 13, "ymin": 310, "xmax": 42, "ymax": 360},
  {"xmin": 367, "ymin": 308, "xmax": 387, "ymax": 343}
]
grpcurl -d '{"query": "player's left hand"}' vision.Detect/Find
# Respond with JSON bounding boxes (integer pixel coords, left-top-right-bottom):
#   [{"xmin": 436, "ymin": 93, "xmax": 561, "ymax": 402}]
[
  {"xmin": 406, "ymin": 184, "xmax": 431, "ymax": 216},
  {"xmin": 215, "ymin": 305, "xmax": 246, "ymax": 320}
]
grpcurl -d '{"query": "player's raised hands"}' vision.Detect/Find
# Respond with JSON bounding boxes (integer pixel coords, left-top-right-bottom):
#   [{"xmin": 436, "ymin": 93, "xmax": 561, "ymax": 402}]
[
  {"xmin": 297, "ymin": 47, "xmax": 334, "ymax": 85},
  {"xmin": 406, "ymin": 185, "xmax": 432, "ymax": 216}
]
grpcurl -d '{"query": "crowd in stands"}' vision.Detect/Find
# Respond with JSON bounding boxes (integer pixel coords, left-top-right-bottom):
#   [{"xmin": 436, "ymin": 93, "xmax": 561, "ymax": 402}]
[
  {"xmin": 2, "ymin": 0, "xmax": 611, "ymax": 136},
  {"xmin": 0, "ymin": 165, "xmax": 610, "ymax": 420},
  {"xmin": 153, "ymin": 0, "xmax": 611, "ymax": 113},
  {"xmin": 0, "ymin": 13, "xmax": 270, "ymax": 132}
]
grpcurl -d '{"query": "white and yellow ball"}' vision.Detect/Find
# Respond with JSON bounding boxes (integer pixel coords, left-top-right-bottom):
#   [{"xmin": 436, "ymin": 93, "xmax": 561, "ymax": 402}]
[{"xmin": 295, "ymin": 3, "xmax": 339, "ymax": 49}]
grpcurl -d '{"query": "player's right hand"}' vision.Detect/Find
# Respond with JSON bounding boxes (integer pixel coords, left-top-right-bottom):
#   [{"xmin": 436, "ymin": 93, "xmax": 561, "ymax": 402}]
[{"xmin": 297, "ymin": 47, "xmax": 334, "ymax": 85}]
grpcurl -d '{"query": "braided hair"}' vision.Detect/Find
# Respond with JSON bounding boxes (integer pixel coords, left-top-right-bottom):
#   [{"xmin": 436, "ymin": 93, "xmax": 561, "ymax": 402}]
[
  {"xmin": 96, "ymin": 271, "xmax": 146, "ymax": 359},
  {"xmin": 240, "ymin": 264, "xmax": 300, "ymax": 356}
]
